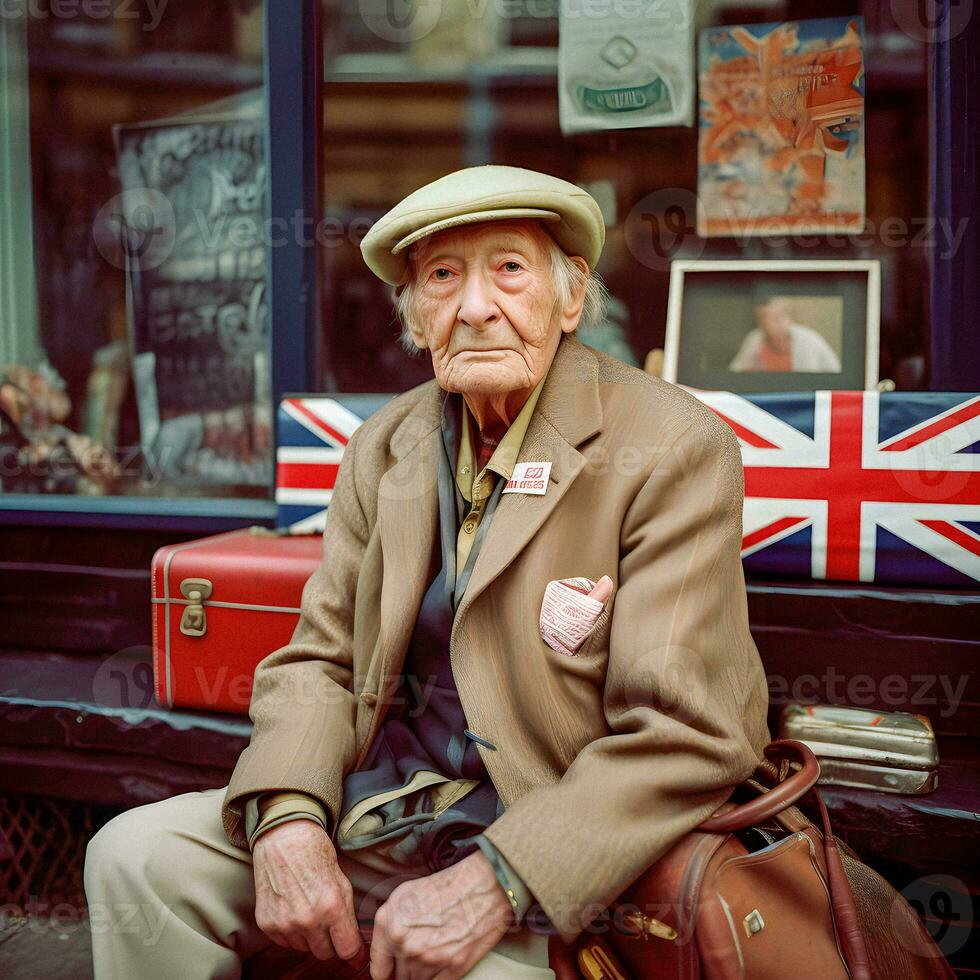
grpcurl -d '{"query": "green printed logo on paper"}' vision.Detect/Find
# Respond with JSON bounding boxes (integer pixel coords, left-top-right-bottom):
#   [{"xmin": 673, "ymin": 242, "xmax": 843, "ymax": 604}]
[{"xmin": 576, "ymin": 77, "xmax": 673, "ymax": 115}]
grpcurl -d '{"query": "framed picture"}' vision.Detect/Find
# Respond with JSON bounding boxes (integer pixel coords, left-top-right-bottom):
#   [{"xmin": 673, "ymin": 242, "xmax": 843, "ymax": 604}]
[{"xmin": 663, "ymin": 259, "xmax": 880, "ymax": 392}]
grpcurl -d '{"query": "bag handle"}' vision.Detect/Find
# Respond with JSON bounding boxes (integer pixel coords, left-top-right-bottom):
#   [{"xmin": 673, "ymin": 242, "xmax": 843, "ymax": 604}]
[
  {"xmin": 696, "ymin": 739, "xmax": 871, "ymax": 980},
  {"xmin": 812, "ymin": 787, "xmax": 872, "ymax": 980},
  {"xmin": 696, "ymin": 739, "xmax": 819, "ymax": 833}
]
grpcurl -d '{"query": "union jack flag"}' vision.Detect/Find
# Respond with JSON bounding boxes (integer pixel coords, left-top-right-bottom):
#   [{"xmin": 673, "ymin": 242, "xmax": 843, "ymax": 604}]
[
  {"xmin": 275, "ymin": 395, "xmax": 391, "ymax": 533},
  {"xmin": 692, "ymin": 390, "xmax": 980, "ymax": 587}
]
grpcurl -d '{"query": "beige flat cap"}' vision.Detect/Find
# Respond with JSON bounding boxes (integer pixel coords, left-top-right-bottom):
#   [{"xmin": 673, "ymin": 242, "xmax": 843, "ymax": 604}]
[{"xmin": 359, "ymin": 165, "xmax": 606, "ymax": 285}]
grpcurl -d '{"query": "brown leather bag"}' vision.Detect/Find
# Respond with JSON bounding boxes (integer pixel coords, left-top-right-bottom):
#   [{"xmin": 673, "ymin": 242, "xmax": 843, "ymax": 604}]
[
  {"xmin": 574, "ymin": 739, "xmax": 956, "ymax": 980},
  {"xmin": 247, "ymin": 739, "xmax": 955, "ymax": 980}
]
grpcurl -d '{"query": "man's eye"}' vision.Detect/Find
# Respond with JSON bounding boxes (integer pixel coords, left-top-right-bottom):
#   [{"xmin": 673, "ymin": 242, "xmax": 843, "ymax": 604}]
[
  {"xmin": 432, "ymin": 268, "xmax": 452, "ymax": 280},
  {"xmin": 502, "ymin": 261, "xmax": 522, "ymax": 272}
]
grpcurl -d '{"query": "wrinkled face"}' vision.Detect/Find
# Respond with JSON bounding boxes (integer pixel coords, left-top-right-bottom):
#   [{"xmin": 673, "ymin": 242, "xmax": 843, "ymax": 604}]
[{"xmin": 404, "ymin": 219, "xmax": 587, "ymax": 396}]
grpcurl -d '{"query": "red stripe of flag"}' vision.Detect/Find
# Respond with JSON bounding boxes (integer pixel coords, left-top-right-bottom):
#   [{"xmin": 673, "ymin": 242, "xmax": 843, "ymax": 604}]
[
  {"xmin": 880, "ymin": 398, "xmax": 980, "ymax": 452},
  {"xmin": 276, "ymin": 462, "xmax": 339, "ymax": 489},
  {"xmin": 919, "ymin": 519, "xmax": 980, "ymax": 558},
  {"xmin": 287, "ymin": 399, "xmax": 351, "ymax": 447},
  {"xmin": 742, "ymin": 516, "xmax": 808, "ymax": 552}
]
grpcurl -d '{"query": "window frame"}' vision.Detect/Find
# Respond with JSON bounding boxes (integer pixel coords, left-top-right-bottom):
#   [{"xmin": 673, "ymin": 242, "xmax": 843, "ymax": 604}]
[
  {"xmin": 928, "ymin": 10, "xmax": 978, "ymax": 390},
  {"xmin": 0, "ymin": 0, "xmax": 321, "ymax": 531}
]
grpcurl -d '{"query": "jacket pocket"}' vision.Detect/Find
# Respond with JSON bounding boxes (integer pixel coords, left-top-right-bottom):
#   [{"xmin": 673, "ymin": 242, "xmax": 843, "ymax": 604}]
[{"xmin": 577, "ymin": 602, "xmax": 612, "ymax": 658}]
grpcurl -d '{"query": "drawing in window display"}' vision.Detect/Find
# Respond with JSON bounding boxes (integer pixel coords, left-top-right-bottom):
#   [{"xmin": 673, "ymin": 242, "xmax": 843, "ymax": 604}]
[
  {"xmin": 697, "ymin": 16, "xmax": 865, "ymax": 237},
  {"xmin": 84, "ymin": 164, "xmax": 772, "ymax": 978}
]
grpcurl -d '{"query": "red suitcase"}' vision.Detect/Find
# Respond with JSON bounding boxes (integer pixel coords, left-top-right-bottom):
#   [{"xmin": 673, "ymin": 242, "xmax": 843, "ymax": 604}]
[{"xmin": 151, "ymin": 528, "xmax": 323, "ymax": 714}]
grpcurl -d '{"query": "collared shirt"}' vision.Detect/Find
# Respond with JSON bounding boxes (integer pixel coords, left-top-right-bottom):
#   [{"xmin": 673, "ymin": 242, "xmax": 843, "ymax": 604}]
[
  {"xmin": 246, "ymin": 376, "xmax": 550, "ymax": 927},
  {"xmin": 454, "ymin": 378, "xmax": 545, "ymax": 589}
]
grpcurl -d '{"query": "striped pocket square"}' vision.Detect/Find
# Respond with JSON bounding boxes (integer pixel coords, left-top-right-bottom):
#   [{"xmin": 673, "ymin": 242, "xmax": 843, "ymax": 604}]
[{"xmin": 539, "ymin": 576, "xmax": 608, "ymax": 657}]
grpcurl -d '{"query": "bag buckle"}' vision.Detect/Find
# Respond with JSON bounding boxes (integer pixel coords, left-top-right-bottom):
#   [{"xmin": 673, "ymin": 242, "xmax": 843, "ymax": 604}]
[
  {"xmin": 743, "ymin": 908, "xmax": 765, "ymax": 937},
  {"xmin": 179, "ymin": 578, "xmax": 213, "ymax": 637},
  {"xmin": 578, "ymin": 942, "xmax": 629, "ymax": 980},
  {"xmin": 619, "ymin": 910, "xmax": 678, "ymax": 942}
]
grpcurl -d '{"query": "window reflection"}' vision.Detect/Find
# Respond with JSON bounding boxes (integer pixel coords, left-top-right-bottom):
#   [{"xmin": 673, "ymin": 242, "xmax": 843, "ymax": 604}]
[
  {"xmin": 317, "ymin": 0, "xmax": 928, "ymax": 396},
  {"xmin": 0, "ymin": 1, "xmax": 271, "ymax": 500}
]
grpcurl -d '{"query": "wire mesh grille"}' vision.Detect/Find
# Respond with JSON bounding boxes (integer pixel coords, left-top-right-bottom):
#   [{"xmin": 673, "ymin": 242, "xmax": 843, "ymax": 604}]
[{"xmin": 0, "ymin": 794, "xmax": 108, "ymax": 912}]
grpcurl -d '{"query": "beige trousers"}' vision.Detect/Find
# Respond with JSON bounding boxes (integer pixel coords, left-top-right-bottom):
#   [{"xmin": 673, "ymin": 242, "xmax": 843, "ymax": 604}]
[{"xmin": 83, "ymin": 786, "xmax": 555, "ymax": 980}]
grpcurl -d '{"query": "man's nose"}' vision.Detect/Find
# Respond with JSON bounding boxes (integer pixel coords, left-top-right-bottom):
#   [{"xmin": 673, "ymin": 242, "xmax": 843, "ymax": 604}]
[{"xmin": 457, "ymin": 273, "xmax": 500, "ymax": 328}]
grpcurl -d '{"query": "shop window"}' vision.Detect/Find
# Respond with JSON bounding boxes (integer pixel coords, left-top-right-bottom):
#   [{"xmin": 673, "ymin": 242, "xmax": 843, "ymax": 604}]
[
  {"xmin": 0, "ymin": 1, "xmax": 271, "ymax": 505},
  {"xmin": 316, "ymin": 0, "xmax": 929, "ymax": 395}
]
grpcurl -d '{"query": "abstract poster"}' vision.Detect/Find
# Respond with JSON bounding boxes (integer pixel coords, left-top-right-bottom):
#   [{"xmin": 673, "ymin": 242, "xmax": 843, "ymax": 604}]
[{"xmin": 697, "ymin": 17, "xmax": 865, "ymax": 237}]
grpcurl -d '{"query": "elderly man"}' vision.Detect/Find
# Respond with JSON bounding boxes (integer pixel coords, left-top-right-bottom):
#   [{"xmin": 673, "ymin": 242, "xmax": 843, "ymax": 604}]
[{"xmin": 85, "ymin": 166, "xmax": 770, "ymax": 980}]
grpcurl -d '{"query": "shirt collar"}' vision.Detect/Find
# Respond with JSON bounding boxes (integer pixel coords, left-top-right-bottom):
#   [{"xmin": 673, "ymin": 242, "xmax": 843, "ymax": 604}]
[
  {"xmin": 459, "ymin": 375, "xmax": 546, "ymax": 485},
  {"xmin": 439, "ymin": 372, "xmax": 548, "ymax": 503}
]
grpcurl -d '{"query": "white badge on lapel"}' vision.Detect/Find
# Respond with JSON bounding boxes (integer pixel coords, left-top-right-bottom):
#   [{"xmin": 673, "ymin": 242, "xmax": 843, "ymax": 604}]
[{"xmin": 503, "ymin": 461, "xmax": 552, "ymax": 495}]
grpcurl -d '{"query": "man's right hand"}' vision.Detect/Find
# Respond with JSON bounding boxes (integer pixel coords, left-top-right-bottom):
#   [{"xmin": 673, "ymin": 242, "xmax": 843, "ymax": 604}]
[{"xmin": 252, "ymin": 819, "xmax": 365, "ymax": 962}]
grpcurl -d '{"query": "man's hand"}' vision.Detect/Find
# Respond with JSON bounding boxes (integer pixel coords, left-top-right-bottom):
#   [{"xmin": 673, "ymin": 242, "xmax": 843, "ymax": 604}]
[
  {"xmin": 370, "ymin": 849, "xmax": 514, "ymax": 980},
  {"xmin": 252, "ymin": 819, "xmax": 364, "ymax": 963}
]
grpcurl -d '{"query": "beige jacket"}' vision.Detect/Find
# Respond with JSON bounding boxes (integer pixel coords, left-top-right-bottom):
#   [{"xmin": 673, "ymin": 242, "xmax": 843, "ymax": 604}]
[{"xmin": 223, "ymin": 331, "xmax": 771, "ymax": 943}]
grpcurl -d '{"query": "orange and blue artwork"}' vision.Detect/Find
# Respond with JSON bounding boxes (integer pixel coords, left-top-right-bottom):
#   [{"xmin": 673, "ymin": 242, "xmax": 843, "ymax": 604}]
[{"xmin": 697, "ymin": 17, "xmax": 865, "ymax": 237}]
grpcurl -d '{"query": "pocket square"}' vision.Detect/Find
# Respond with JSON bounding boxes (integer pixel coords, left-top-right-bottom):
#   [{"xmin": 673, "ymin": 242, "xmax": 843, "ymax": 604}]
[{"xmin": 539, "ymin": 577, "xmax": 607, "ymax": 657}]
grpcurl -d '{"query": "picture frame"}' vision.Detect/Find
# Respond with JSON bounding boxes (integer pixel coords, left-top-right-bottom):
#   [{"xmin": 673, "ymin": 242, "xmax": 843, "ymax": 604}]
[{"xmin": 663, "ymin": 259, "xmax": 881, "ymax": 393}]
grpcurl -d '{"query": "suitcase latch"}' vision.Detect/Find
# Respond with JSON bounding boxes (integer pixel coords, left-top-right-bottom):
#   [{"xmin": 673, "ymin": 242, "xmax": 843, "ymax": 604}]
[{"xmin": 180, "ymin": 578, "xmax": 213, "ymax": 637}]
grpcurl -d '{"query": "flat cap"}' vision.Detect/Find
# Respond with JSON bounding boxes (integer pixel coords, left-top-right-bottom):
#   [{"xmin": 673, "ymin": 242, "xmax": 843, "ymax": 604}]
[{"xmin": 359, "ymin": 165, "xmax": 606, "ymax": 285}]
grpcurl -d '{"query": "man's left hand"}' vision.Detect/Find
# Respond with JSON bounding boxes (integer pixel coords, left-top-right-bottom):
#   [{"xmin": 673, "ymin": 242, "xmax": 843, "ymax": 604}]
[{"xmin": 369, "ymin": 849, "xmax": 514, "ymax": 979}]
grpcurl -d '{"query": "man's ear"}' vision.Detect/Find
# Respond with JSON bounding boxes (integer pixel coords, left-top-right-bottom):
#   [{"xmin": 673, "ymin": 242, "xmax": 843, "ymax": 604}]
[
  {"xmin": 395, "ymin": 276, "xmax": 429, "ymax": 350},
  {"xmin": 560, "ymin": 256, "xmax": 590, "ymax": 334},
  {"xmin": 408, "ymin": 319, "xmax": 428, "ymax": 350}
]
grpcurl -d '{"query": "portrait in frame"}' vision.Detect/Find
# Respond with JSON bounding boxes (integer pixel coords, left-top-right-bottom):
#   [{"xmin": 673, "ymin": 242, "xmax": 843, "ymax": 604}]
[{"xmin": 663, "ymin": 259, "xmax": 880, "ymax": 393}]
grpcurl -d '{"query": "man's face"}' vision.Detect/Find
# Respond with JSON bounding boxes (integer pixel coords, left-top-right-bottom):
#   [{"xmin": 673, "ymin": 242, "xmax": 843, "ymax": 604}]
[
  {"xmin": 404, "ymin": 219, "xmax": 587, "ymax": 397},
  {"xmin": 754, "ymin": 299, "xmax": 790, "ymax": 346}
]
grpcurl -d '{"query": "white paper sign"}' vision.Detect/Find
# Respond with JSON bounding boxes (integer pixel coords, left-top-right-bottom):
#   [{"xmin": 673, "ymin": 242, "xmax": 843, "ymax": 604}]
[
  {"xmin": 503, "ymin": 461, "xmax": 553, "ymax": 495},
  {"xmin": 558, "ymin": 0, "xmax": 695, "ymax": 135}
]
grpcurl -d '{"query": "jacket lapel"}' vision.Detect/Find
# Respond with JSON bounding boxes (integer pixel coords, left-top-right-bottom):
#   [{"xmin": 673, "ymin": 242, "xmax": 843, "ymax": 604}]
[{"xmin": 370, "ymin": 391, "xmax": 443, "ymax": 694}]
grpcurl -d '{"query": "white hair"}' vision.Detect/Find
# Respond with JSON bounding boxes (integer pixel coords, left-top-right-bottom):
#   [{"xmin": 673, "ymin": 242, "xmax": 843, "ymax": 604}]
[{"xmin": 392, "ymin": 221, "xmax": 609, "ymax": 356}]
